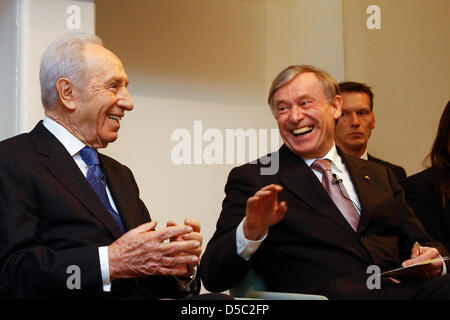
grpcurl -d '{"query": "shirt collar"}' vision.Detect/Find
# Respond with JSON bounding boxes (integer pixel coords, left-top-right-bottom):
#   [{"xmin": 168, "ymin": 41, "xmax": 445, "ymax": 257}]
[
  {"xmin": 42, "ymin": 117, "xmax": 86, "ymax": 157},
  {"xmin": 303, "ymin": 144, "xmax": 345, "ymax": 174},
  {"xmin": 360, "ymin": 148, "xmax": 368, "ymax": 160}
]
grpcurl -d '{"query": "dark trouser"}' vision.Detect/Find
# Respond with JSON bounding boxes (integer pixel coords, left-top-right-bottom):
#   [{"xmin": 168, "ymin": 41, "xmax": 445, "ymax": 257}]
[{"xmin": 322, "ymin": 272, "xmax": 450, "ymax": 300}]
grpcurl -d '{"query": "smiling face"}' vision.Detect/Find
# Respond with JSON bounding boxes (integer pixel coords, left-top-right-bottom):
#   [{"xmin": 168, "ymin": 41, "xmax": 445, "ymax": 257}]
[
  {"xmin": 273, "ymin": 72, "xmax": 342, "ymax": 159},
  {"xmin": 69, "ymin": 43, "xmax": 133, "ymax": 148},
  {"xmin": 334, "ymin": 92, "xmax": 375, "ymax": 157}
]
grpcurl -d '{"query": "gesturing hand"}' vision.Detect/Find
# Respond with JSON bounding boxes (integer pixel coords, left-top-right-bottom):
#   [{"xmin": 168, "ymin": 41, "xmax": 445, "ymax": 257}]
[
  {"xmin": 108, "ymin": 221, "xmax": 201, "ymax": 281},
  {"xmin": 243, "ymin": 184, "xmax": 288, "ymax": 240}
]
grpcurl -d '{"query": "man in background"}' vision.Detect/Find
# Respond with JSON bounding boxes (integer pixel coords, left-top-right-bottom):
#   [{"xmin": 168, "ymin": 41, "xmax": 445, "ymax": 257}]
[{"xmin": 334, "ymin": 81, "xmax": 407, "ymax": 182}]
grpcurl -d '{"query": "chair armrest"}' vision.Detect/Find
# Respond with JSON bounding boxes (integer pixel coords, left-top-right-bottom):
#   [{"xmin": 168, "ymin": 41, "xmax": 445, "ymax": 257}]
[{"xmin": 229, "ymin": 270, "xmax": 328, "ymax": 300}]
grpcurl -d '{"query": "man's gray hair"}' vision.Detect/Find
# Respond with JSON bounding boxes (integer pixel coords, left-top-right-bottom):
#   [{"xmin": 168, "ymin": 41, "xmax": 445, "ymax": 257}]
[
  {"xmin": 39, "ymin": 32, "xmax": 103, "ymax": 109},
  {"xmin": 267, "ymin": 65, "xmax": 340, "ymax": 114}
]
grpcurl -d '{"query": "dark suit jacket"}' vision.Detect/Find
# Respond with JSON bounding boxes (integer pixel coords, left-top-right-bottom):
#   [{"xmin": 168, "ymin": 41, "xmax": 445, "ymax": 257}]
[
  {"xmin": 368, "ymin": 154, "xmax": 407, "ymax": 183},
  {"xmin": 403, "ymin": 167, "xmax": 450, "ymax": 252},
  {"xmin": 200, "ymin": 145, "xmax": 445, "ymax": 298},
  {"xmin": 0, "ymin": 121, "xmax": 195, "ymax": 299}
]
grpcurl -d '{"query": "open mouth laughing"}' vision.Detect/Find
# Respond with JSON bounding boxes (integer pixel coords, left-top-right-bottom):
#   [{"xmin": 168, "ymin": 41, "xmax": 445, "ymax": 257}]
[
  {"xmin": 292, "ymin": 126, "xmax": 313, "ymax": 137},
  {"xmin": 107, "ymin": 114, "xmax": 123, "ymax": 123}
]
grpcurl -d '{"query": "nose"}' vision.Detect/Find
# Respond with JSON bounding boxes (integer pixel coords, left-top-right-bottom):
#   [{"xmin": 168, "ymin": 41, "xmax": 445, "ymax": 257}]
[
  {"xmin": 117, "ymin": 87, "xmax": 134, "ymax": 111},
  {"xmin": 289, "ymin": 105, "xmax": 304, "ymax": 123},
  {"xmin": 349, "ymin": 113, "xmax": 360, "ymax": 127}
]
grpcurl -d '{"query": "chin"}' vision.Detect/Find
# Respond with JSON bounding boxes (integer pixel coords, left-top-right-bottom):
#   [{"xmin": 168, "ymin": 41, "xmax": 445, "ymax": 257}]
[
  {"xmin": 99, "ymin": 135, "xmax": 119, "ymax": 148},
  {"xmin": 290, "ymin": 146, "xmax": 316, "ymax": 159},
  {"xmin": 348, "ymin": 142, "xmax": 366, "ymax": 150}
]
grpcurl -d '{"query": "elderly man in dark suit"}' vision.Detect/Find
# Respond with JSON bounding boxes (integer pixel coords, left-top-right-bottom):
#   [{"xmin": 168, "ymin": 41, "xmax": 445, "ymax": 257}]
[
  {"xmin": 0, "ymin": 33, "xmax": 202, "ymax": 299},
  {"xmin": 200, "ymin": 65, "xmax": 450, "ymax": 299}
]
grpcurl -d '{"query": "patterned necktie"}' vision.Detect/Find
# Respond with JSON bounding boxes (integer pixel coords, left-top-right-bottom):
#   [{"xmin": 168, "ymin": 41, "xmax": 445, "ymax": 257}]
[
  {"xmin": 311, "ymin": 159, "xmax": 360, "ymax": 231},
  {"xmin": 80, "ymin": 146, "xmax": 125, "ymax": 233}
]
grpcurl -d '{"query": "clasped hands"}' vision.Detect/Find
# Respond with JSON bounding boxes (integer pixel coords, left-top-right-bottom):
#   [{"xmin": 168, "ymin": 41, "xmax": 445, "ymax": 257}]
[{"xmin": 108, "ymin": 218, "xmax": 202, "ymax": 281}]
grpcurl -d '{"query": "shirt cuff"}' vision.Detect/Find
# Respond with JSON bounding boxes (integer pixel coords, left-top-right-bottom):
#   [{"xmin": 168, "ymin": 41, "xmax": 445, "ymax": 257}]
[
  {"xmin": 98, "ymin": 246, "xmax": 111, "ymax": 292},
  {"xmin": 235, "ymin": 218, "xmax": 267, "ymax": 261},
  {"xmin": 441, "ymin": 256, "xmax": 447, "ymax": 276},
  {"xmin": 175, "ymin": 268, "xmax": 197, "ymax": 294}
]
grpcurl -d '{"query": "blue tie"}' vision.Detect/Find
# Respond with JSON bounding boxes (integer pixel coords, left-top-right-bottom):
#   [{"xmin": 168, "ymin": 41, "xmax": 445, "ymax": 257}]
[{"xmin": 80, "ymin": 146, "xmax": 125, "ymax": 233}]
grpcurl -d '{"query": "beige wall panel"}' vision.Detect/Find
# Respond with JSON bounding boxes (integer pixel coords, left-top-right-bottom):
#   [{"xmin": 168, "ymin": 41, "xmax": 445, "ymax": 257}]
[{"xmin": 343, "ymin": 0, "xmax": 450, "ymax": 175}]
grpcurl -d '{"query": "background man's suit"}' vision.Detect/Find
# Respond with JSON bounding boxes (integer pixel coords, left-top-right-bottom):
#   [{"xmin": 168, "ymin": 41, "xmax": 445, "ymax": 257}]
[
  {"xmin": 368, "ymin": 154, "xmax": 407, "ymax": 183},
  {"xmin": 200, "ymin": 145, "xmax": 449, "ymax": 299},
  {"xmin": 0, "ymin": 121, "xmax": 196, "ymax": 299}
]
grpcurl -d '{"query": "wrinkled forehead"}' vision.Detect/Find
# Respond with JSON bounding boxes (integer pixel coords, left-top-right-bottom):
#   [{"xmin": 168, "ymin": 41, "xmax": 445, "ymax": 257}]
[
  {"xmin": 341, "ymin": 92, "xmax": 372, "ymax": 111},
  {"xmin": 82, "ymin": 43, "xmax": 128, "ymax": 81},
  {"xmin": 274, "ymin": 72, "xmax": 328, "ymax": 102}
]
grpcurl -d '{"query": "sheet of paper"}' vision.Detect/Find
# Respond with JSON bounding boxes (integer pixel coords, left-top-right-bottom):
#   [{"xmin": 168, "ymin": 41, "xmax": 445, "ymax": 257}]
[{"xmin": 380, "ymin": 256, "xmax": 449, "ymax": 278}]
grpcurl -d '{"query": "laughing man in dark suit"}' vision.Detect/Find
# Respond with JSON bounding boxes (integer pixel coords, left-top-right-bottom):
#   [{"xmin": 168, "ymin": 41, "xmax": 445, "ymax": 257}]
[
  {"xmin": 0, "ymin": 33, "xmax": 202, "ymax": 299},
  {"xmin": 200, "ymin": 65, "xmax": 450, "ymax": 299}
]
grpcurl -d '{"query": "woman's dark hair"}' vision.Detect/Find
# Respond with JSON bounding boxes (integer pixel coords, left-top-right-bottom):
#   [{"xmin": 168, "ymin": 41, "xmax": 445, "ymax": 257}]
[{"xmin": 429, "ymin": 100, "xmax": 450, "ymax": 209}]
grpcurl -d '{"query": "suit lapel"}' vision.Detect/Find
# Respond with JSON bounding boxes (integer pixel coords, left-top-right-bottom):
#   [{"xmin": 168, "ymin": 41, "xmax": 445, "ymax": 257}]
[
  {"xmin": 339, "ymin": 152, "xmax": 374, "ymax": 234},
  {"xmin": 30, "ymin": 122, "xmax": 124, "ymax": 239},
  {"xmin": 278, "ymin": 146, "xmax": 355, "ymax": 232},
  {"xmin": 99, "ymin": 156, "xmax": 145, "ymax": 230}
]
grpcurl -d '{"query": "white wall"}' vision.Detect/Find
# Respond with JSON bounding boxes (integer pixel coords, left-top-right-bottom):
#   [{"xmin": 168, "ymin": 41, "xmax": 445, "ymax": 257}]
[
  {"xmin": 0, "ymin": 0, "xmax": 19, "ymax": 140},
  {"xmin": 0, "ymin": 0, "xmax": 95, "ymax": 141}
]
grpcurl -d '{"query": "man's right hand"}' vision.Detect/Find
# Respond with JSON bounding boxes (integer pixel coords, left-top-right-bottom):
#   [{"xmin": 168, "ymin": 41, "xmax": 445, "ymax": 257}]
[
  {"xmin": 107, "ymin": 221, "xmax": 200, "ymax": 281},
  {"xmin": 243, "ymin": 184, "xmax": 288, "ymax": 241}
]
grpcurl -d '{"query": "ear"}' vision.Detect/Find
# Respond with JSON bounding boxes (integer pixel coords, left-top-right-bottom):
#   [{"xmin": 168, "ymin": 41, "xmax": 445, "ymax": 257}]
[
  {"xmin": 56, "ymin": 78, "xmax": 77, "ymax": 111},
  {"xmin": 332, "ymin": 95, "xmax": 343, "ymax": 119}
]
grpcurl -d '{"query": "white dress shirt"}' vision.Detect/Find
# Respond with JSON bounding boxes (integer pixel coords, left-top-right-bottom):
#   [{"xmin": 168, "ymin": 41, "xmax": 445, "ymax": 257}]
[
  {"xmin": 43, "ymin": 117, "xmax": 113, "ymax": 291},
  {"xmin": 360, "ymin": 149, "xmax": 369, "ymax": 160}
]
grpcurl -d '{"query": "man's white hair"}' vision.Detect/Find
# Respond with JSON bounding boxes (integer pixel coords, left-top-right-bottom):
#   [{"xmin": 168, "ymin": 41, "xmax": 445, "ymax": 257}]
[{"xmin": 39, "ymin": 32, "xmax": 103, "ymax": 109}]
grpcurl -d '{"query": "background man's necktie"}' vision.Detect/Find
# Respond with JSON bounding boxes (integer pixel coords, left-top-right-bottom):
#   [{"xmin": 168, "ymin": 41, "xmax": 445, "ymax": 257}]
[
  {"xmin": 80, "ymin": 146, "xmax": 125, "ymax": 233},
  {"xmin": 311, "ymin": 159, "xmax": 360, "ymax": 231}
]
